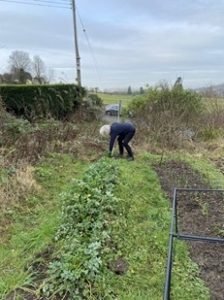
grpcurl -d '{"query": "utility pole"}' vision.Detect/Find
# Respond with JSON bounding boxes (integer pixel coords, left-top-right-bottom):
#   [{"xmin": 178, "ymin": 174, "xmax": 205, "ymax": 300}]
[{"xmin": 71, "ymin": 0, "xmax": 81, "ymax": 86}]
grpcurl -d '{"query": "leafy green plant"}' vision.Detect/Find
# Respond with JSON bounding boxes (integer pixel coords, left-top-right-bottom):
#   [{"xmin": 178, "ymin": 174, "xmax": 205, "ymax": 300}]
[{"xmin": 41, "ymin": 159, "xmax": 120, "ymax": 299}]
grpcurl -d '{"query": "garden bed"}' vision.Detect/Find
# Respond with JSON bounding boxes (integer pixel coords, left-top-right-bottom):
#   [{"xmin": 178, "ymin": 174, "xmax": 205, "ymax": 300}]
[{"xmin": 154, "ymin": 160, "xmax": 224, "ymax": 300}]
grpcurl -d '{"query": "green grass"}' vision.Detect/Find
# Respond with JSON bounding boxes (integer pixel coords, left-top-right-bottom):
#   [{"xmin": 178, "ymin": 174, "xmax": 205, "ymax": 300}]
[
  {"xmin": 0, "ymin": 153, "xmax": 212, "ymax": 299},
  {"xmin": 184, "ymin": 155, "xmax": 224, "ymax": 188},
  {"xmin": 96, "ymin": 157, "xmax": 209, "ymax": 299},
  {"xmin": 98, "ymin": 92, "xmax": 134, "ymax": 106},
  {"xmin": 0, "ymin": 154, "xmax": 86, "ymax": 298},
  {"xmin": 202, "ymin": 97, "xmax": 224, "ymax": 111}
]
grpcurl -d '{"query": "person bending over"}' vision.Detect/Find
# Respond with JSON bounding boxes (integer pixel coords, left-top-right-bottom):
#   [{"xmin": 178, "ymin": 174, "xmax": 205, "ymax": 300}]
[{"xmin": 100, "ymin": 122, "xmax": 136, "ymax": 160}]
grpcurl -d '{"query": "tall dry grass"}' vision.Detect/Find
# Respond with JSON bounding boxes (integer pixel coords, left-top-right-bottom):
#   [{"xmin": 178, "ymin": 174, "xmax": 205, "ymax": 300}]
[
  {"xmin": 0, "ymin": 164, "xmax": 41, "ymax": 240},
  {"xmin": 0, "ymin": 165, "xmax": 40, "ymax": 208}
]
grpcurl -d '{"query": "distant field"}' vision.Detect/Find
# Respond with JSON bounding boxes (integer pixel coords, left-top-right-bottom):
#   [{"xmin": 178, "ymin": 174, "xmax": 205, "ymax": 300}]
[
  {"xmin": 98, "ymin": 93, "xmax": 224, "ymax": 111},
  {"xmin": 202, "ymin": 97, "xmax": 224, "ymax": 111},
  {"xmin": 98, "ymin": 92, "xmax": 134, "ymax": 106}
]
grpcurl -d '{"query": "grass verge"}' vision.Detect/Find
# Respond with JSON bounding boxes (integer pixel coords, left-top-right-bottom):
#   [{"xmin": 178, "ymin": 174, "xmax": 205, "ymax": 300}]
[{"xmin": 0, "ymin": 154, "xmax": 86, "ymax": 299}]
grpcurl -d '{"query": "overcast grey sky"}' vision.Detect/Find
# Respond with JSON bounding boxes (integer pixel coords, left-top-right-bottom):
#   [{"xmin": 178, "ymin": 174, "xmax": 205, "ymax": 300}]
[{"xmin": 1, "ymin": 0, "xmax": 224, "ymax": 90}]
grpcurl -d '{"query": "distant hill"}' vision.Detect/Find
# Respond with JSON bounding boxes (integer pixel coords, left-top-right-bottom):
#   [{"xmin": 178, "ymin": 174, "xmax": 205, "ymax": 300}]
[{"xmin": 196, "ymin": 83, "xmax": 224, "ymax": 97}]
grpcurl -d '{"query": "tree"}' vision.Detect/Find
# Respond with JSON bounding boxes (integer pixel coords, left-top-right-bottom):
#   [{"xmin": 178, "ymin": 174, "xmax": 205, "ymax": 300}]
[
  {"xmin": 32, "ymin": 55, "xmax": 46, "ymax": 84},
  {"xmin": 139, "ymin": 87, "xmax": 144, "ymax": 94},
  {"xmin": 8, "ymin": 51, "xmax": 33, "ymax": 83},
  {"xmin": 0, "ymin": 73, "xmax": 13, "ymax": 84},
  {"xmin": 3, "ymin": 50, "xmax": 49, "ymax": 84},
  {"xmin": 9, "ymin": 50, "xmax": 32, "ymax": 73},
  {"xmin": 173, "ymin": 76, "xmax": 183, "ymax": 90},
  {"xmin": 127, "ymin": 86, "xmax": 132, "ymax": 95},
  {"xmin": 17, "ymin": 68, "xmax": 32, "ymax": 84}
]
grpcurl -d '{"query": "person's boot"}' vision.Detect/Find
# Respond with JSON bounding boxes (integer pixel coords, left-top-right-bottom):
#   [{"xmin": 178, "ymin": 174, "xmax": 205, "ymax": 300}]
[{"xmin": 127, "ymin": 156, "xmax": 134, "ymax": 161}]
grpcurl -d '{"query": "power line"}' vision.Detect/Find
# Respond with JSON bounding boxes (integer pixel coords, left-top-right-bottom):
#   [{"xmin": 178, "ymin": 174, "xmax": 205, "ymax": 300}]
[
  {"xmin": 76, "ymin": 6, "xmax": 102, "ymax": 87},
  {"xmin": 39, "ymin": 0, "xmax": 71, "ymax": 2},
  {"xmin": 0, "ymin": 0, "xmax": 71, "ymax": 9},
  {"xmin": 23, "ymin": 0, "xmax": 71, "ymax": 6}
]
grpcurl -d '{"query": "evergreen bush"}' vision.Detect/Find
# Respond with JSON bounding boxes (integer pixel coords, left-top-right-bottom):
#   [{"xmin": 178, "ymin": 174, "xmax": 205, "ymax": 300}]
[{"xmin": 0, "ymin": 84, "xmax": 86, "ymax": 120}]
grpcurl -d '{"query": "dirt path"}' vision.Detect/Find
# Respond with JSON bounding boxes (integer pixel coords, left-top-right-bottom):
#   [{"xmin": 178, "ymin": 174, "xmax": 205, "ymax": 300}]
[{"xmin": 154, "ymin": 160, "xmax": 224, "ymax": 300}]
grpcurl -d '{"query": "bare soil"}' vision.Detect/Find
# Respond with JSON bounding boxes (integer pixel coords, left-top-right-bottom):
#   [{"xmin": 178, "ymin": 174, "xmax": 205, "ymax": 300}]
[
  {"xmin": 108, "ymin": 257, "xmax": 129, "ymax": 275},
  {"xmin": 154, "ymin": 160, "xmax": 224, "ymax": 300},
  {"xmin": 6, "ymin": 246, "xmax": 54, "ymax": 300}
]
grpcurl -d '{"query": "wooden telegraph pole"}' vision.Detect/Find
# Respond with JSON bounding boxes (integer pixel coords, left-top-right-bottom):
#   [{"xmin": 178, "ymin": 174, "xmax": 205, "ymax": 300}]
[{"xmin": 71, "ymin": 0, "xmax": 81, "ymax": 86}]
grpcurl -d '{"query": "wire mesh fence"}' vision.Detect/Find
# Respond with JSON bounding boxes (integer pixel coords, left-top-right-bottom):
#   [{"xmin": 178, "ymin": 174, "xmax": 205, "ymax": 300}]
[{"xmin": 163, "ymin": 188, "xmax": 224, "ymax": 300}]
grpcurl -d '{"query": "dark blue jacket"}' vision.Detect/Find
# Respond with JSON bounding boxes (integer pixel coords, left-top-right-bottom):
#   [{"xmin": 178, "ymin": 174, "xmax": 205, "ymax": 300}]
[{"xmin": 109, "ymin": 122, "xmax": 135, "ymax": 152}]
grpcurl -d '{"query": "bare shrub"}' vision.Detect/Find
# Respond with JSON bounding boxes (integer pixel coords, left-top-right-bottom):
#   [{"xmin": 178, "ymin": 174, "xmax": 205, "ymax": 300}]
[
  {"xmin": 198, "ymin": 95, "xmax": 224, "ymax": 141},
  {"xmin": 127, "ymin": 84, "xmax": 202, "ymax": 149},
  {"xmin": 52, "ymin": 121, "xmax": 106, "ymax": 161},
  {"xmin": 1, "ymin": 120, "xmax": 79, "ymax": 163},
  {"xmin": 68, "ymin": 94, "xmax": 103, "ymax": 122},
  {"xmin": 0, "ymin": 89, "xmax": 104, "ymax": 163}
]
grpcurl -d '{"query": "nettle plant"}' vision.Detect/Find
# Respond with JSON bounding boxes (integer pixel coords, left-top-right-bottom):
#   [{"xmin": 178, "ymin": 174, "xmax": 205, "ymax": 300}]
[{"xmin": 42, "ymin": 159, "xmax": 119, "ymax": 299}]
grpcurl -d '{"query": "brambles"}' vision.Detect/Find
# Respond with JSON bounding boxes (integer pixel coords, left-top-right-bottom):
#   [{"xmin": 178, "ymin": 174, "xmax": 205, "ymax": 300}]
[
  {"xmin": 127, "ymin": 84, "xmax": 202, "ymax": 124},
  {"xmin": 126, "ymin": 84, "xmax": 202, "ymax": 148}
]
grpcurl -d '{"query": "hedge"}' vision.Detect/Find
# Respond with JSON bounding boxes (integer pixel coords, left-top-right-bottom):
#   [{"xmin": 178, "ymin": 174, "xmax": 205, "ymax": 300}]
[{"xmin": 0, "ymin": 84, "xmax": 86, "ymax": 120}]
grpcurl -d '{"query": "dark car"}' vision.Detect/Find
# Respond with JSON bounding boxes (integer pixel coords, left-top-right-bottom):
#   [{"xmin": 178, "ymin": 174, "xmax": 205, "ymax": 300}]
[{"xmin": 105, "ymin": 104, "xmax": 120, "ymax": 116}]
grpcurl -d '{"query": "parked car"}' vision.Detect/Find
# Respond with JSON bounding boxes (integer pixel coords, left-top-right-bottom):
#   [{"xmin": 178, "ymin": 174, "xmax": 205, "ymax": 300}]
[{"xmin": 105, "ymin": 104, "xmax": 120, "ymax": 116}]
